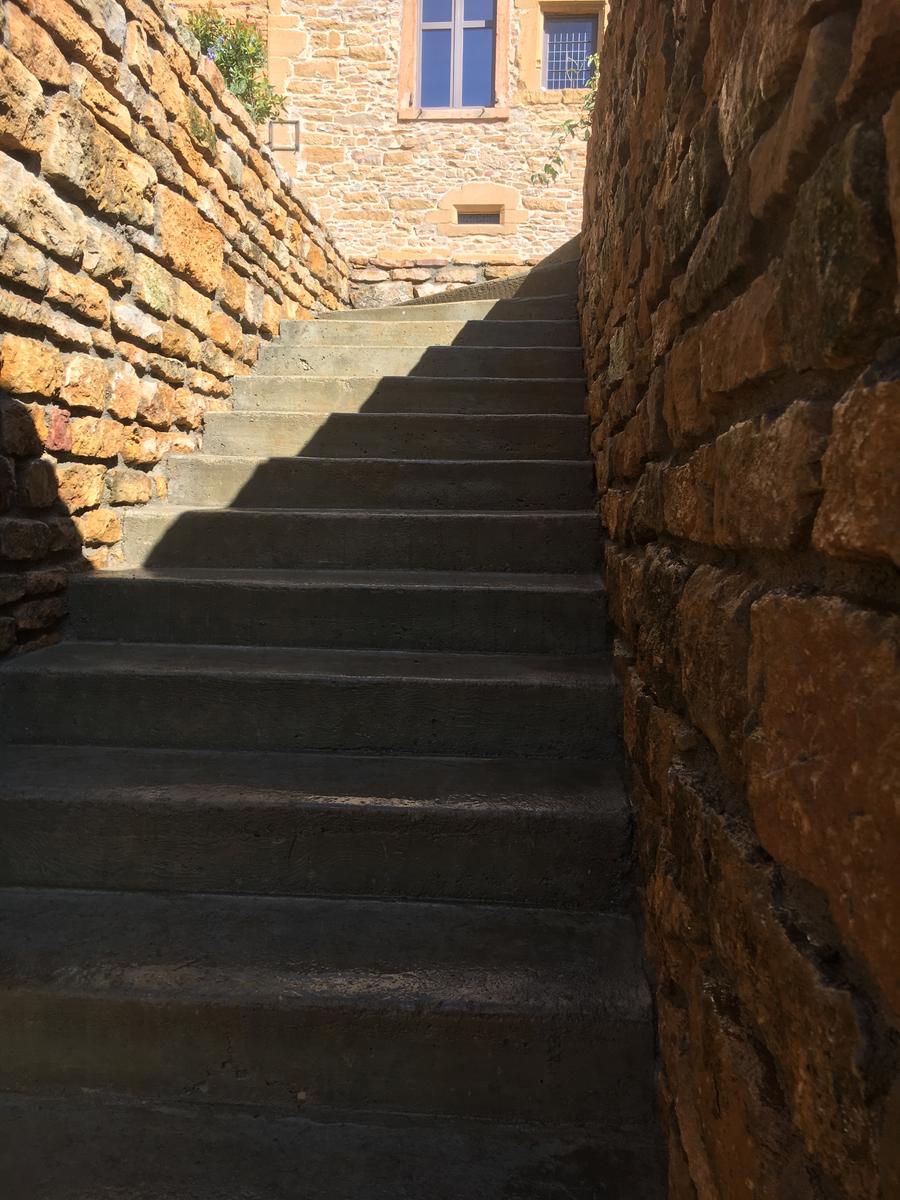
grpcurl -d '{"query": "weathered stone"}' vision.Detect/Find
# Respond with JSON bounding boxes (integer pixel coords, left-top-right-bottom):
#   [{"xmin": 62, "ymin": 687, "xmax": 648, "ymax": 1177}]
[
  {"xmin": 59, "ymin": 354, "xmax": 109, "ymax": 413},
  {"xmin": 750, "ymin": 15, "xmax": 855, "ymax": 218},
  {"xmin": 131, "ymin": 254, "xmax": 176, "ymax": 319},
  {"xmin": 5, "ymin": 4, "xmax": 69, "ymax": 87},
  {"xmin": 156, "ymin": 186, "xmax": 224, "ymax": 293},
  {"xmin": 74, "ymin": 505, "xmax": 122, "ymax": 545},
  {"xmin": 0, "ymin": 231, "xmax": 48, "ymax": 294},
  {"xmin": 713, "ymin": 400, "xmax": 831, "ymax": 550},
  {"xmin": 46, "ymin": 265, "xmax": 110, "ymax": 326},
  {"xmin": 748, "ymin": 595, "xmax": 900, "ymax": 1023},
  {"xmin": 111, "ymin": 302, "xmax": 164, "ymax": 347},
  {"xmin": 25, "ymin": 0, "xmax": 110, "ymax": 76},
  {"xmin": 105, "ymin": 465, "xmax": 150, "ymax": 505},
  {"xmin": 42, "ymin": 96, "xmax": 156, "ymax": 228},
  {"xmin": 0, "ymin": 45, "xmax": 46, "ymax": 156},
  {"xmin": 884, "ymin": 93, "xmax": 900, "ymax": 291},
  {"xmin": 0, "ymin": 399, "xmax": 44, "ymax": 458},
  {"xmin": 0, "ymin": 516, "xmax": 51, "ymax": 560},
  {"xmin": 68, "ymin": 415, "xmax": 125, "ymax": 459},
  {"xmin": 69, "ymin": 63, "xmax": 131, "ymax": 139},
  {"xmin": 0, "ymin": 336, "xmax": 63, "ymax": 398},
  {"xmin": 662, "ymin": 443, "xmax": 715, "ymax": 543},
  {"xmin": 838, "ymin": 0, "xmax": 900, "ymax": 110},
  {"xmin": 676, "ymin": 567, "xmax": 764, "ymax": 782},
  {"xmin": 781, "ymin": 123, "xmax": 895, "ymax": 369},
  {"xmin": 136, "ymin": 376, "xmax": 175, "ymax": 429},
  {"xmin": 55, "ymin": 462, "xmax": 106, "ymax": 512},
  {"xmin": 0, "ymin": 455, "xmax": 15, "ymax": 511},
  {"xmin": 208, "ymin": 310, "xmax": 243, "ymax": 355},
  {"xmin": 122, "ymin": 425, "xmax": 195, "ymax": 466},
  {"xmin": 701, "ymin": 274, "xmax": 787, "ymax": 401},
  {"xmin": 16, "ymin": 457, "xmax": 58, "ymax": 509},
  {"xmin": 160, "ymin": 321, "xmax": 201, "ymax": 365},
  {"xmin": 106, "ymin": 360, "xmax": 140, "ymax": 421},
  {"xmin": 14, "ymin": 594, "xmax": 67, "ymax": 632},
  {"xmin": 663, "ymin": 329, "xmax": 707, "ymax": 446},
  {"xmin": 813, "ymin": 374, "xmax": 900, "ymax": 565}
]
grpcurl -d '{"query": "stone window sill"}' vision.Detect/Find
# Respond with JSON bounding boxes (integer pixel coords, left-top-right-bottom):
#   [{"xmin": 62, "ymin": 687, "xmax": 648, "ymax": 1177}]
[{"xmin": 397, "ymin": 106, "xmax": 511, "ymax": 122}]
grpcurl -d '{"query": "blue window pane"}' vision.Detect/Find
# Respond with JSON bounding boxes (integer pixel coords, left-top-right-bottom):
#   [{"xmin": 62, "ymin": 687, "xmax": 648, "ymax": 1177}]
[
  {"xmin": 422, "ymin": 0, "xmax": 452, "ymax": 22},
  {"xmin": 464, "ymin": 0, "xmax": 495, "ymax": 20},
  {"xmin": 421, "ymin": 28, "xmax": 452, "ymax": 106},
  {"xmin": 545, "ymin": 17, "xmax": 597, "ymax": 89},
  {"xmin": 462, "ymin": 25, "xmax": 494, "ymax": 105}
]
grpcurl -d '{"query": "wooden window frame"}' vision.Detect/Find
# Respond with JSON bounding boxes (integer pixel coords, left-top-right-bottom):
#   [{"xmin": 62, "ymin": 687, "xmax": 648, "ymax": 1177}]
[
  {"xmin": 399, "ymin": 0, "xmax": 510, "ymax": 121},
  {"xmin": 418, "ymin": 0, "xmax": 495, "ymax": 110}
]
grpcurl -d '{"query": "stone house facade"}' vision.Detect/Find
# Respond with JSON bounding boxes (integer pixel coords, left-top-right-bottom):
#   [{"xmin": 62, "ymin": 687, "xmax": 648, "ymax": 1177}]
[{"xmin": 192, "ymin": 0, "xmax": 607, "ymax": 304}]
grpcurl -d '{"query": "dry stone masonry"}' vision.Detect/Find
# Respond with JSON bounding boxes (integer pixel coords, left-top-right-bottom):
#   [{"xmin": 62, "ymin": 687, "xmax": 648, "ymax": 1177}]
[
  {"xmin": 579, "ymin": 1, "xmax": 900, "ymax": 1197},
  {"xmin": 0, "ymin": 0, "xmax": 348, "ymax": 656}
]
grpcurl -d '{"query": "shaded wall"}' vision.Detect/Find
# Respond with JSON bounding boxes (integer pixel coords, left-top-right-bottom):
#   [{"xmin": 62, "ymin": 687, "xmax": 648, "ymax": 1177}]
[
  {"xmin": 0, "ymin": 0, "xmax": 348, "ymax": 655},
  {"xmin": 579, "ymin": 1, "xmax": 899, "ymax": 1196}
]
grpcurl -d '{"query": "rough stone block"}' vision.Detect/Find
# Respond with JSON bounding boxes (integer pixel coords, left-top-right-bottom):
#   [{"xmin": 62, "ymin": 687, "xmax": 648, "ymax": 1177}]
[
  {"xmin": 68, "ymin": 415, "xmax": 126, "ymax": 459},
  {"xmin": 838, "ymin": 0, "xmax": 900, "ymax": 109},
  {"xmin": 16, "ymin": 457, "xmax": 58, "ymax": 509},
  {"xmin": 713, "ymin": 400, "xmax": 830, "ymax": 550},
  {"xmin": 749, "ymin": 13, "xmax": 855, "ymax": 218},
  {"xmin": 813, "ymin": 374, "xmax": 900, "ymax": 565},
  {"xmin": 0, "ymin": 516, "xmax": 51, "ymax": 560},
  {"xmin": 59, "ymin": 354, "xmax": 109, "ymax": 413},
  {"xmin": 73, "ymin": 505, "xmax": 122, "ymax": 545},
  {"xmin": 157, "ymin": 186, "xmax": 224, "ymax": 294},
  {"xmin": 5, "ymin": 3, "xmax": 70, "ymax": 86},
  {"xmin": 780, "ymin": 123, "xmax": 895, "ymax": 369},
  {"xmin": 106, "ymin": 360, "xmax": 140, "ymax": 421},
  {"xmin": 46, "ymin": 265, "xmax": 110, "ymax": 326},
  {"xmin": 105, "ymin": 466, "xmax": 150, "ymax": 505},
  {"xmin": 0, "ymin": 399, "xmax": 44, "ymax": 458},
  {"xmin": 748, "ymin": 595, "xmax": 900, "ymax": 1023},
  {"xmin": 55, "ymin": 462, "xmax": 106, "ymax": 512},
  {"xmin": 663, "ymin": 329, "xmax": 707, "ymax": 446},
  {"xmin": 676, "ymin": 567, "xmax": 764, "ymax": 781},
  {"xmin": 0, "ymin": 336, "xmax": 63, "ymax": 398},
  {"xmin": 0, "ymin": 45, "xmax": 46, "ymax": 156},
  {"xmin": 42, "ymin": 96, "xmax": 155, "ymax": 227},
  {"xmin": 701, "ymin": 273, "xmax": 786, "ymax": 401}
]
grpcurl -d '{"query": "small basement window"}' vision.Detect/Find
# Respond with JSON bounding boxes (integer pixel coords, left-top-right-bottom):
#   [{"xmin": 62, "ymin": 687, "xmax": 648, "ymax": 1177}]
[
  {"xmin": 456, "ymin": 209, "xmax": 502, "ymax": 224},
  {"xmin": 543, "ymin": 15, "xmax": 598, "ymax": 89}
]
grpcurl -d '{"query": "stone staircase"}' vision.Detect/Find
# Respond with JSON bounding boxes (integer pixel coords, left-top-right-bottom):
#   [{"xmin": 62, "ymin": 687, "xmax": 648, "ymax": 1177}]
[{"xmin": 0, "ymin": 266, "xmax": 664, "ymax": 1198}]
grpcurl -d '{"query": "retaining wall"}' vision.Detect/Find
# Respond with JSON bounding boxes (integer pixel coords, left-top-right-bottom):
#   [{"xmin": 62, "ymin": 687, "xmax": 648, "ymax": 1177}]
[
  {"xmin": 0, "ymin": 0, "xmax": 348, "ymax": 655},
  {"xmin": 579, "ymin": 1, "xmax": 899, "ymax": 1196}
]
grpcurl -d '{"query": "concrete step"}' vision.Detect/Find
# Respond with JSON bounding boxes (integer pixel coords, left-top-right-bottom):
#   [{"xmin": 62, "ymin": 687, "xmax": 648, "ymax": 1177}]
[
  {"xmin": 0, "ymin": 746, "xmax": 629, "ymax": 907},
  {"xmin": 0, "ymin": 643, "xmax": 615, "ymax": 757},
  {"xmin": 70, "ymin": 567, "xmax": 606, "ymax": 654},
  {"xmin": 0, "ymin": 888, "xmax": 654, "ymax": 1122},
  {"xmin": 322, "ymin": 292, "xmax": 578, "ymax": 323},
  {"xmin": 0, "ymin": 1092, "xmax": 665, "ymax": 1200},
  {"xmin": 280, "ymin": 318, "xmax": 581, "ymax": 347},
  {"xmin": 164, "ymin": 456, "xmax": 594, "ymax": 511},
  {"xmin": 254, "ymin": 343, "xmax": 583, "ymax": 378},
  {"xmin": 232, "ymin": 373, "xmax": 586, "ymax": 414},
  {"xmin": 202, "ymin": 411, "xmax": 590, "ymax": 460},
  {"xmin": 118, "ymin": 508, "xmax": 600, "ymax": 572}
]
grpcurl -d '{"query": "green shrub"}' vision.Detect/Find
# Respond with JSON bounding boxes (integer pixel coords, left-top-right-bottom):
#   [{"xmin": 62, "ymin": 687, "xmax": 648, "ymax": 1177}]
[
  {"xmin": 531, "ymin": 53, "xmax": 601, "ymax": 185},
  {"xmin": 186, "ymin": 6, "xmax": 286, "ymax": 125}
]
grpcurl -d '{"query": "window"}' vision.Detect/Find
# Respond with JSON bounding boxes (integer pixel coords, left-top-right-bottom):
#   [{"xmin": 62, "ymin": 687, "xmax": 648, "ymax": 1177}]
[
  {"xmin": 543, "ymin": 15, "xmax": 598, "ymax": 90},
  {"xmin": 419, "ymin": 0, "xmax": 497, "ymax": 109},
  {"xmin": 456, "ymin": 209, "xmax": 502, "ymax": 224}
]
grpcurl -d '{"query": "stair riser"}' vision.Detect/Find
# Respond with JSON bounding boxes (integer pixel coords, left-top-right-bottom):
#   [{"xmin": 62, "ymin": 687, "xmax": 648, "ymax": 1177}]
[
  {"xmin": 165, "ymin": 458, "xmax": 594, "ymax": 511},
  {"xmin": 0, "ymin": 992, "xmax": 653, "ymax": 1124},
  {"xmin": 1, "ymin": 671, "xmax": 615, "ymax": 757},
  {"xmin": 203, "ymin": 413, "xmax": 589, "ymax": 460},
  {"xmin": 231, "ymin": 375, "xmax": 586, "ymax": 414},
  {"xmin": 120, "ymin": 512, "xmax": 601, "ymax": 573},
  {"xmin": 0, "ymin": 796, "xmax": 629, "ymax": 908},
  {"xmin": 254, "ymin": 345, "xmax": 583, "ymax": 379},
  {"xmin": 280, "ymin": 320, "xmax": 581, "ymax": 348},
  {"xmin": 324, "ymin": 295, "xmax": 577, "ymax": 323},
  {"xmin": 70, "ymin": 578, "xmax": 606, "ymax": 654}
]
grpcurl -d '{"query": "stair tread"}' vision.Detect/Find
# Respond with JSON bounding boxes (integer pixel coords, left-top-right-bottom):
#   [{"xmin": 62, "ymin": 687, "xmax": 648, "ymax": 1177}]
[
  {"xmin": 75, "ymin": 565, "xmax": 605, "ymax": 592},
  {"xmin": 125, "ymin": 505, "xmax": 598, "ymax": 518},
  {"xmin": 0, "ymin": 1092, "xmax": 664, "ymax": 1200},
  {"xmin": 0, "ymin": 887, "xmax": 648, "ymax": 1017},
  {"xmin": 2, "ymin": 640, "xmax": 611, "ymax": 684},
  {"xmin": 0, "ymin": 744, "xmax": 624, "ymax": 817}
]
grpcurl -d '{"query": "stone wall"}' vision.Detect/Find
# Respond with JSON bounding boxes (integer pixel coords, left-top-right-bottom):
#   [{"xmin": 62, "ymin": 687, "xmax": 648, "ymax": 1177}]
[
  {"xmin": 0, "ymin": 0, "xmax": 348, "ymax": 656},
  {"xmin": 265, "ymin": 0, "xmax": 597, "ymax": 306},
  {"xmin": 579, "ymin": 1, "xmax": 900, "ymax": 1196}
]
